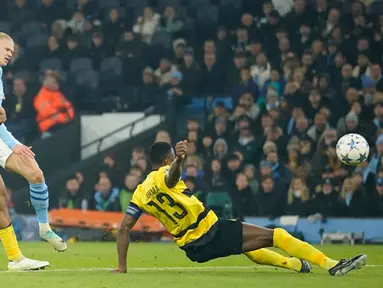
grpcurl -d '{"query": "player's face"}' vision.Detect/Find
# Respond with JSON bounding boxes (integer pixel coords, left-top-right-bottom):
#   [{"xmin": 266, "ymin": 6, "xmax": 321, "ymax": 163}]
[{"xmin": 0, "ymin": 39, "xmax": 14, "ymax": 67}]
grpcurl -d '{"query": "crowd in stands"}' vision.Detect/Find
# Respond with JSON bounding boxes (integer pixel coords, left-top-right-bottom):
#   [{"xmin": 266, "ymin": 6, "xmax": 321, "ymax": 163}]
[{"xmin": 4, "ymin": 0, "xmax": 383, "ymax": 218}]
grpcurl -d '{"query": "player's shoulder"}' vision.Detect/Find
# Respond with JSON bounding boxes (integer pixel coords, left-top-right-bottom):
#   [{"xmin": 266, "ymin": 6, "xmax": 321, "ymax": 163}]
[{"xmin": 149, "ymin": 165, "xmax": 169, "ymax": 179}]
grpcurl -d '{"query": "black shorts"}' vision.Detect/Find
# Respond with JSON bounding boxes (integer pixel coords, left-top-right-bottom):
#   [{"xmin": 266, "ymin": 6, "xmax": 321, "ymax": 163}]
[{"xmin": 181, "ymin": 218, "xmax": 243, "ymax": 263}]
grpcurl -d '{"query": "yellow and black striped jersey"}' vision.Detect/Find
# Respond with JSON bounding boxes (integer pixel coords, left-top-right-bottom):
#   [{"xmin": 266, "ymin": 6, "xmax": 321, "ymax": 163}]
[{"xmin": 126, "ymin": 166, "xmax": 218, "ymax": 247}]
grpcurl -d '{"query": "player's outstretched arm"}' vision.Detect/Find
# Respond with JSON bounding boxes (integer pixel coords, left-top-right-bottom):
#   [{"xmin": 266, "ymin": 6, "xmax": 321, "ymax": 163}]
[
  {"xmin": 114, "ymin": 214, "xmax": 137, "ymax": 273},
  {"xmin": 165, "ymin": 140, "xmax": 187, "ymax": 188}
]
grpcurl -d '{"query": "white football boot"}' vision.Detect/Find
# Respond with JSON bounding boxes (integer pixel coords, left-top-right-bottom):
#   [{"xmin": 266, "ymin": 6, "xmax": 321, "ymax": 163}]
[
  {"xmin": 40, "ymin": 230, "xmax": 67, "ymax": 252},
  {"xmin": 8, "ymin": 257, "xmax": 49, "ymax": 271}
]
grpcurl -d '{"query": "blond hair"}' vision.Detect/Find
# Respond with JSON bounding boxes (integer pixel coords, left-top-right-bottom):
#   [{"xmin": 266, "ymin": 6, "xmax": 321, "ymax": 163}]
[
  {"xmin": 0, "ymin": 32, "xmax": 13, "ymax": 41},
  {"xmin": 288, "ymin": 177, "xmax": 310, "ymax": 204}
]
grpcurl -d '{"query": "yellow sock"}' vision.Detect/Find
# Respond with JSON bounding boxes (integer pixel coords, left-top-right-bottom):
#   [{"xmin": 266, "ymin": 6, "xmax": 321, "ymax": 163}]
[
  {"xmin": 245, "ymin": 248, "xmax": 303, "ymax": 272},
  {"xmin": 273, "ymin": 228, "xmax": 338, "ymax": 270},
  {"xmin": 0, "ymin": 225, "xmax": 23, "ymax": 261}
]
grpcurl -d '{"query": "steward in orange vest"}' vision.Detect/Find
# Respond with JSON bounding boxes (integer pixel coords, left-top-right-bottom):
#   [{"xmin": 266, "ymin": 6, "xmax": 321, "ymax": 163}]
[{"xmin": 34, "ymin": 76, "xmax": 75, "ymax": 133}]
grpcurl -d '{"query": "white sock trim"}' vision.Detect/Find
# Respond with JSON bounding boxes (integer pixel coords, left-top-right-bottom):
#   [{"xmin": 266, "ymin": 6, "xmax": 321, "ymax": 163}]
[{"xmin": 39, "ymin": 222, "xmax": 51, "ymax": 233}]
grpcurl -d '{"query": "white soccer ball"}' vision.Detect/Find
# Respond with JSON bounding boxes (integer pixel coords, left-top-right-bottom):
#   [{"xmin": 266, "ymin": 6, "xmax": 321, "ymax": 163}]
[{"xmin": 336, "ymin": 133, "xmax": 369, "ymax": 166}]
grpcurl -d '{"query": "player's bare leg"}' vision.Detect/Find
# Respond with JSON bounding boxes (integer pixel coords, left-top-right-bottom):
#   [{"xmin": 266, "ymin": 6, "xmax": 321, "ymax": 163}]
[
  {"xmin": 5, "ymin": 153, "xmax": 67, "ymax": 252},
  {"xmin": 241, "ymin": 223, "xmax": 366, "ymax": 276},
  {"xmin": 0, "ymin": 175, "xmax": 49, "ymax": 270}
]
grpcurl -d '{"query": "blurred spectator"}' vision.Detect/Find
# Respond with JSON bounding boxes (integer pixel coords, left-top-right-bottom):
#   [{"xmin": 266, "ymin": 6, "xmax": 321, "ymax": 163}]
[
  {"xmin": 159, "ymin": 6, "xmax": 184, "ymax": 36},
  {"xmin": 166, "ymin": 71, "xmax": 188, "ymax": 109},
  {"xmin": 103, "ymin": 8, "xmax": 124, "ymax": 45},
  {"xmin": 67, "ymin": 10, "xmax": 86, "ymax": 35},
  {"xmin": 136, "ymin": 157, "xmax": 149, "ymax": 176},
  {"xmin": 310, "ymin": 179, "xmax": 342, "ymax": 218},
  {"xmin": 33, "ymin": 75, "xmax": 75, "ymax": 134},
  {"xmin": 307, "ymin": 112, "xmax": 329, "ymax": 143},
  {"xmin": 4, "ymin": 78, "xmax": 34, "ymax": 121},
  {"xmin": 101, "ymin": 155, "xmax": 121, "ymax": 186},
  {"xmin": 89, "ymin": 31, "xmax": 112, "ymax": 69},
  {"xmin": 368, "ymin": 177, "xmax": 383, "ymax": 217},
  {"xmin": 256, "ymin": 175, "xmax": 286, "ymax": 217},
  {"xmin": 128, "ymin": 146, "xmax": 146, "ymax": 168},
  {"xmin": 240, "ymin": 13, "xmax": 258, "ymax": 39},
  {"xmin": 233, "ymin": 116, "xmax": 258, "ymax": 164},
  {"xmin": 59, "ymin": 176, "xmax": 87, "ymax": 210},
  {"xmin": 213, "ymin": 138, "xmax": 229, "ymax": 162},
  {"xmin": 62, "ymin": 34, "xmax": 89, "ymax": 69},
  {"xmin": 133, "ymin": 7, "xmax": 160, "ymax": 43},
  {"xmin": 251, "ymin": 52, "xmax": 271, "ymax": 88},
  {"xmin": 117, "ymin": 30, "xmax": 146, "ymax": 86},
  {"xmin": 172, "ymin": 38, "xmax": 185, "ymax": 66},
  {"xmin": 243, "ymin": 164, "xmax": 259, "ymax": 195},
  {"xmin": 44, "ymin": 36, "xmax": 64, "ymax": 59},
  {"xmin": 285, "ymin": 177, "xmax": 311, "ymax": 216},
  {"xmin": 202, "ymin": 52, "xmax": 223, "ymax": 95},
  {"xmin": 206, "ymin": 158, "xmax": 229, "ymax": 191},
  {"xmin": 119, "ymin": 173, "xmax": 139, "ymax": 212},
  {"xmin": 266, "ymin": 150, "xmax": 292, "ymax": 183},
  {"xmin": 129, "ymin": 165, "xmax": 143, "ymax": 180},
  {"xmin": 261, "ymin": 68, "xmax": 286, "ymax": 98},
  {"xmin": 234, "ymin": 172, "xmax": 256, "ymax": 216},
  {"xmin": 136, "ymin": 67, "xmax": 161, "ymax": 110},
  {"xmin": 225, "ymin": 51, "xmax": 247, "ymax": 94},
  {"xmin": 92, "ymin": 176, "xmax": 120, "ymax": 212},
  {"xmin": 3, "ymin": 78, "xmax": 35, "ymax": 142},
  {"xmin": 116, "ymin": 30, "xmax": 145, "ymax": 60},
  {"xmin": 232, "ymin": 67, "xmax": 259, "ymax": 104},
  {"xmin": 155, "ymin": 58, "xmax": 178, "ymax": 86},
  {"xmin": 179, "ymin": 48, "xmax": 202, "ymax": 96},
  {"xmin": 76, "ymin": 172, "xmax": 85, "ymax": 190},
  {"xmin": 340, "ymin": 177, "xmax": 366, "ymax": 217},
  {"xmin": 184, "ymin": 176, "xmax": 205, "ymax": 200},
  {"xmin": 155, "ymin": 130, "xmax": 171, "ymax": 143},
  {"xmin": 215, "ymin": 26, "xmax": 232, "ymax": 61}
]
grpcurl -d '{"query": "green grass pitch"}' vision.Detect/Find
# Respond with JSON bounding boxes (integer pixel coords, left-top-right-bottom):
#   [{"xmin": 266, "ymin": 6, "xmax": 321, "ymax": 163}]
[{"xmin": 0, "ymin": 242, "xmax": 381, "ymax": 288}]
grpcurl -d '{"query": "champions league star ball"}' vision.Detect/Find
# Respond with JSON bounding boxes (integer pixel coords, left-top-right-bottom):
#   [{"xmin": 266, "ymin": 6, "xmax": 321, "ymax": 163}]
[{"xmin": 336, "ymin": 133, "xmax": 369, "ymax": 166}]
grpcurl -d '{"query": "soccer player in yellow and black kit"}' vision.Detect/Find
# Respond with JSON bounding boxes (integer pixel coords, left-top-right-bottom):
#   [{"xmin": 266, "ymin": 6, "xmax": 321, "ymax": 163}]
[{"xmin": 114, "ymin": 141, "xmax": 367, "ymax": 276}]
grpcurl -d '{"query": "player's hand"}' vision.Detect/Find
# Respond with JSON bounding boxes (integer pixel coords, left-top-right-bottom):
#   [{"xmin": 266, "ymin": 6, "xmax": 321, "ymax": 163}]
[
  {"xmin": 12, "ymin": 144, "xmax": 35, "ymax": 159},
  {"xmin": 111, "ymin": 267, "xmax": 127, "ymax": 273},
  {"xmin": 175, "ymin": 140, "xmax": 187, "ymax": 159}
]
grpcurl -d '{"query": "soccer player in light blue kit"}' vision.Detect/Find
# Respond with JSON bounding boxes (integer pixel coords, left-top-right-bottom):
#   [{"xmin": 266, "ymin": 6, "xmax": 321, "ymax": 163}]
[{"xmin": 0, "ymin": 33, "xmax": 66, "ymax": 252}]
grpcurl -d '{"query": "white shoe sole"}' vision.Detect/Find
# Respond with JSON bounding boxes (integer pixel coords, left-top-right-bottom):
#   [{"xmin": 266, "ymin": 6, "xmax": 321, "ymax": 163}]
[
  {"xmin": 8, "ymin": 261, "xmax": 49, "ymax": 271},
  {"xmin": 335, "ymin": 254, "xmax": 367, "ymax": 276}
]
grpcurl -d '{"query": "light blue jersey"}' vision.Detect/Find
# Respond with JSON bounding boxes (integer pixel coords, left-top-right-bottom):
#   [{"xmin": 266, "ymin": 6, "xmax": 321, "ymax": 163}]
[{"xmin": 0, "ymin": 67, "xmax": 20, "ymax": 149}]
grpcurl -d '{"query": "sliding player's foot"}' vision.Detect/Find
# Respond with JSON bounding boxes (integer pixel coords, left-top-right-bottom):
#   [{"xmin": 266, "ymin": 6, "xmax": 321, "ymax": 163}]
[
  {"xmin": 299, "ymin": 260, "xmax": 311, "ymax": 273},
  {"xmin": 8, "ymin": 257, "xmax": 49, "ymax": 271},
  {"xmin": 40, "ymin": 230, "xmax": 67, "ymax": 252},
  {"xmin": 329, "ymin": 254, "xmax": 367, "ymax": 276}
]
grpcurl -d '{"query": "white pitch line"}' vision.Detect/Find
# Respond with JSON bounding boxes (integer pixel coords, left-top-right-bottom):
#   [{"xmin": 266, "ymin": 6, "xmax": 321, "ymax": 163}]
[{"xmin": 0, "ymin": 265, "xmax": 382, "ymax": 274}]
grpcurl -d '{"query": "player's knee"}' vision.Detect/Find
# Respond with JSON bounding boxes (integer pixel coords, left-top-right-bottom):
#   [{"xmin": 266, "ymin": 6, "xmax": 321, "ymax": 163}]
[{"xmin": 28, "ymin": 167, "xmax": 44, "ymax": 184}]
